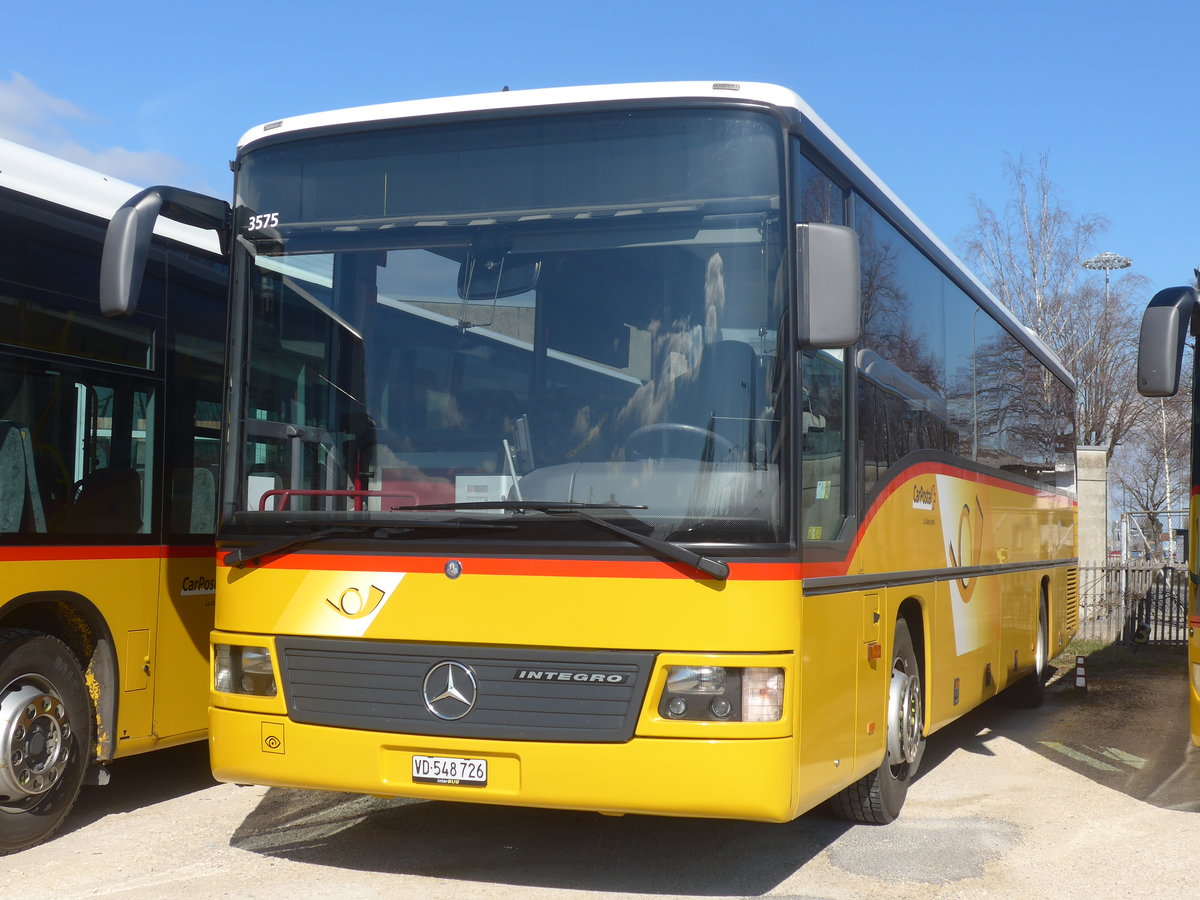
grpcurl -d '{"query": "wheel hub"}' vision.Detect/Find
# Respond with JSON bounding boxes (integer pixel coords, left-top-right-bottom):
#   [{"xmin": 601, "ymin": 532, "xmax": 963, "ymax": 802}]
[
  {"xmin": 887, "ymin": 662, "xmax": 923, "ymax": 766},
  {"xmin": 1, "ymin": 679, "xmax": 72, "ymax": 802}
]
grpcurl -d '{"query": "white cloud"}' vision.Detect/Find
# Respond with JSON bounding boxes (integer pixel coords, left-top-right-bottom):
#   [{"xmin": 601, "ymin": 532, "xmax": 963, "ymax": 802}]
[{"xmin": 0, "ymin": 72, "xmax": 187, "ymax": 185}]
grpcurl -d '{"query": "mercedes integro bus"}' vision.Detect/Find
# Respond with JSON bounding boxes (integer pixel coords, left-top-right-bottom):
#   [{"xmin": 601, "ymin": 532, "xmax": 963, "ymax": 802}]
[{"xmin": 101, "ymin": 82, "xmax": 1079, "ymax": 826}]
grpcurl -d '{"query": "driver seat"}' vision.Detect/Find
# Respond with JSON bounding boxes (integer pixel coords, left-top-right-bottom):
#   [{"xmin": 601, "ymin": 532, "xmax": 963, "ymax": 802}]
[{"xmin": 671, "ymin": 340, "xmax": 757, "ymax": 461}]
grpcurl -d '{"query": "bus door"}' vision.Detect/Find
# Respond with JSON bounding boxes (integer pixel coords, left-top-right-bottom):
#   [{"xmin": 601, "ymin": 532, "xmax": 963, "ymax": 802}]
[
  {"xmin": 153, "ymin": 391, "xmax": 221, "ymax": 741},
  {"xmin": 8, "ymin": 364, "xmax": 163, "ymax": 745}
]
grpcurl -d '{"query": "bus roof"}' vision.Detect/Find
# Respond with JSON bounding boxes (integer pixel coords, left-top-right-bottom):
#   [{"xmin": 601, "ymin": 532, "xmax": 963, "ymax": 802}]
[
  {"xmin": 236, "ymin": 81, "xmax": 808, "ymax": 151},
  {"xmin": 0, "ymin": 137, "xmax": 222, "ymax": 256},
  {"xmin": 236, "ymin": 81, "xmax": 1073, "ymax": 390}
]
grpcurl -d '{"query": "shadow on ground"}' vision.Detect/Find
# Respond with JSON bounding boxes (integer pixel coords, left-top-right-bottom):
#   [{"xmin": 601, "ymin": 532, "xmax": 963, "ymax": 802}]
[
  {"xmin": 229, "ymin": 790, "xmax": 855, "ymax": 896},
  {"xmin": 226, "ymin": 701, "xmax": 1037, "ymax": 895},
  {"xmin": 969, "ymin": 643, "xmax": 1200, "ymax": 813},
  {"xmin": 61, "ymin": 740, "xmax": 216, "ymax": 838}
]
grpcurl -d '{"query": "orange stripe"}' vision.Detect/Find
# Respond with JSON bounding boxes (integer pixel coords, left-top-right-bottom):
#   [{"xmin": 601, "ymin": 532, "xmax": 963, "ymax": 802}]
[{"xmin": 227, "ymin": 552, "xmax": 807, "ymax": 581}]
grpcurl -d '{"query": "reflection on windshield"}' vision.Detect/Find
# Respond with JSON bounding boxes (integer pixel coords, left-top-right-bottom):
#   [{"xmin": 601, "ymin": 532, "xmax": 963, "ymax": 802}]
[{"xmin": 235, "ymin": 111, "xmax": 787, "ymax": 545}]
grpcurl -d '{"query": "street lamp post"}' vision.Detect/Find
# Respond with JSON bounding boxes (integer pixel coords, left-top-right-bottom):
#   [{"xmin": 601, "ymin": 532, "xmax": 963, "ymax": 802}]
[
  {"xmin": 1082, "ymin": 251, "xmax": 1132, "ymax": 305},
  {"xmin": 1083, "ymin": 252, "xmax": 1167, "ymax": 559}
]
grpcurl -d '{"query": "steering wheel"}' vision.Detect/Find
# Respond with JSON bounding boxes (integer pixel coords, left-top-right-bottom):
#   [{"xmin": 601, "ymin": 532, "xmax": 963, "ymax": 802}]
[{"xmin": 625, "ymin": 423, "xmax": 736, "ymax": 460}]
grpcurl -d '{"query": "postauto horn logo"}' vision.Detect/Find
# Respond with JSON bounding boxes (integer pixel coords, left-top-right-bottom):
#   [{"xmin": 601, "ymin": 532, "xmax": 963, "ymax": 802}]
[{"xmin": 326, "ymin": 585, "xmax": 387, "ymax": 619}]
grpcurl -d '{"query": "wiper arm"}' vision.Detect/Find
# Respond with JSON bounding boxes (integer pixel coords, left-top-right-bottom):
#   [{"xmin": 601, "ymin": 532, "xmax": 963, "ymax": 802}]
[
  {"xmin": 548, "ymin": 507, "xmax": 729, "ymax": 582},
  {"xmin": 391, "ymin": 500, "xmax": 646, "ymax": 512},
  {"xmin": 224, "ymin": 519, "xmax": 517, "ymax": 568},
  {"xmin": 387, "ymin": 500, "xmax": 729, "ymax": 581}
]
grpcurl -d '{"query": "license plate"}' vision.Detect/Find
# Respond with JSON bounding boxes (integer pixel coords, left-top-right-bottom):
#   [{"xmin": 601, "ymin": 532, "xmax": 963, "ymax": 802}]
[{"xmin": 412, "ymin": 754, "xmax": 488, "ymax": 787}]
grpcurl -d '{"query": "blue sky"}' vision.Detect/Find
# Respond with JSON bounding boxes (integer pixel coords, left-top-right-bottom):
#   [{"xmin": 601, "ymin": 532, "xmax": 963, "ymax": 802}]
[{"xmin": 2, "ymin": 0, "xmax": 1196, "ymax": 302}]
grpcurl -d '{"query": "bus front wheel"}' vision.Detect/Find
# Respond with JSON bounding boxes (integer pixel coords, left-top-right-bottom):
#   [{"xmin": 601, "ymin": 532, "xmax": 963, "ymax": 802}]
[
  {"xmin": 829, "ymin": 618, "xmax": 925, "ymax": 824},
  {"xmin": 0, "ymin": 629, "xmax": 91, "ymax": 855}
]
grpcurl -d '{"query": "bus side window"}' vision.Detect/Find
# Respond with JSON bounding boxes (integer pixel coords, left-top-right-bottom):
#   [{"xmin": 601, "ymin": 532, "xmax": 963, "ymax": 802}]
[
  {"xmin": 801, "ymin": 349, "xmax": 847, "ymax": 541},
  {"xmin": 0, "ymin": 420, "xmax": 47, "ymax": 533},
  {"xmin": 68, "ymin": 466, "xmax": 143, "ymax": 533}
]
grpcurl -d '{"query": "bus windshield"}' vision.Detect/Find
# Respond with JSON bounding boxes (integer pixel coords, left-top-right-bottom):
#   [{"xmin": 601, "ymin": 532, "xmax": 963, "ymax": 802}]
[{"xmin": 232, "ymin": 109, "xmax": 788, "ymax": 544}]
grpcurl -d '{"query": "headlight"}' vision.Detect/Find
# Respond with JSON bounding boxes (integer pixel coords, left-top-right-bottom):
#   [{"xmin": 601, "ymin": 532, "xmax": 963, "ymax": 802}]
[
  {"xmin": 666, "ymin": 665, "xmax": 727, "ymax": 694},
  {"xmin": 659, "ymin": 665, "xmax": 784, "ymax": 722},
  {"xmin": 214, "ymin": 644, "xmax": 277, "ymax": 696}
]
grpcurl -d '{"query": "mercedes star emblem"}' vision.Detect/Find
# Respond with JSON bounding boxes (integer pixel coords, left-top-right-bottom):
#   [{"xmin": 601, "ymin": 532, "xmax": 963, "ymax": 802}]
[{"xmin": 422, "ymin": 661, "xmax": 478, "ymax": 720}]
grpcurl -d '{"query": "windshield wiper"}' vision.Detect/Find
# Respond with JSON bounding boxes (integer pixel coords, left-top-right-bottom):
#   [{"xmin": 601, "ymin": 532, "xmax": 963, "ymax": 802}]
[
  {"xmin": 549, "ymin": 507, "xmax": 729, "ymax": 582},
  {"xmin": 391, "ymin": 500, "xmax": 729, "ymax": 581},
  {"xmin": 392, "ymin": 500, "xmax": 645, "ymax": 513},
  {"xmin": 224, "ymin": 519, "xmax": 517, "ymax": 568}
]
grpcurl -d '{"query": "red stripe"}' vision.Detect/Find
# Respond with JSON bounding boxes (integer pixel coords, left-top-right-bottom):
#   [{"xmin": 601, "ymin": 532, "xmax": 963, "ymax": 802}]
[{"xmin": 230, "ymin": 552, "xmax": 807, "ymax": 581}]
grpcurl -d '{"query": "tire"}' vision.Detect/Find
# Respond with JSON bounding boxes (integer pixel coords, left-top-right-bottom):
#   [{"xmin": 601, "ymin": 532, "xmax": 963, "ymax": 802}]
[
  {"xmin": 0, "ymin": 629, "xmax": 91, "ymax": 855},
  {"xmin": 829, "ymin": 618, "xmax": 925, "ymax": 824},
  {"xmin": 1003, "ymin": 598, "xmax": 1048, "ymax": 709}
]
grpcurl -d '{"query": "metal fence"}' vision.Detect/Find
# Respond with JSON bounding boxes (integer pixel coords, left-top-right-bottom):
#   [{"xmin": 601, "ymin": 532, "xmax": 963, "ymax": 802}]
[{"xmin": 1077, "ymin": 563, "xmax": 1190, "ymax": 645}]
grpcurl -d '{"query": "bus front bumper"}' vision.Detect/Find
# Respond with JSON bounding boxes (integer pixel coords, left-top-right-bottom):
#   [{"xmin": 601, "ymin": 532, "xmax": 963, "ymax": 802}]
[{"xmin": 209, "ymin": 706, "xmax": 800, "ymax": 822}]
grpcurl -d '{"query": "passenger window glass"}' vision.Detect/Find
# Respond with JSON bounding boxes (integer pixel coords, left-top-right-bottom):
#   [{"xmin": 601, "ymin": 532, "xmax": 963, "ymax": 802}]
[
  {"xmin": 795, "ymin": 146, "xmax": 850, "ymax": 541},
  {"xmin": 801, "ymin": 349, "xmax": 846, "ymax": 541},
  {"xmin": 793, "ymin": 152, "xmax": 845, "ymax": 225},
  {"xmin": 0, "ymin": 364, "xmax": 154, "ymax": 539},
  {"xmin": 853, "ymin": 196, "xmax": 955, "ymax": 497},
  {"xmin": 165, "ymin": 256, "xmax": 225, "ymax": 537}
]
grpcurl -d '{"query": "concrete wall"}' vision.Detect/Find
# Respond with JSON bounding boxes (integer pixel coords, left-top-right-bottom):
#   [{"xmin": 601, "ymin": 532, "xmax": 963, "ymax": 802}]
[{"xmin": 1076, "ymin": 446, "xmax": 1108, "ymax": 564}]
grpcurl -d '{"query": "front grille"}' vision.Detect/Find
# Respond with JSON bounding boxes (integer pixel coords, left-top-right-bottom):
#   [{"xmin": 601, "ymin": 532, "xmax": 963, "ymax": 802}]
[{"xmin": 276, "ymin": 638, "xmax": 655, "ymax": 742}]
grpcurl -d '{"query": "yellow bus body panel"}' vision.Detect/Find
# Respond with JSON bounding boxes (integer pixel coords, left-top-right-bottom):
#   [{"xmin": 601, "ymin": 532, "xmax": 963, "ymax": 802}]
[
  {"xmin": 0, "ymin": 548, "xmax": 214, "ymax": 759},
  {"xmin": 209, "ymin": 706, "xmax": 799, "ymax": 822}
]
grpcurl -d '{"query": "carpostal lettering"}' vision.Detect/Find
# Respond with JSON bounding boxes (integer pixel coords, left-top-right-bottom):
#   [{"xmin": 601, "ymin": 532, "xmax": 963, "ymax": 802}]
[
  {"xmin": 181, "ymin": 575, "xmax": 217, "ymax": 595},
  {"xmin": 515, "ymin": 669, "xmax": 629, "ymax": 684},
  {"xmin": 912, "ymin": 483, "xmax": 936, "ymax": 511}
]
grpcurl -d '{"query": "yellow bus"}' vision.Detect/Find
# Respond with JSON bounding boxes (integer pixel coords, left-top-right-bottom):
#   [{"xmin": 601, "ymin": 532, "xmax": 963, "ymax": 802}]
[
  {"xmin": 105, "ymin": 82, "xmax": 1078, "ymax": 824},
  {"xmin": 1136, "ymin": 284, "xmax": 1200, "ymax": 746},
  {"xmin": 0, "ymin": 139, "xmax": 227, "ymax": 853}
]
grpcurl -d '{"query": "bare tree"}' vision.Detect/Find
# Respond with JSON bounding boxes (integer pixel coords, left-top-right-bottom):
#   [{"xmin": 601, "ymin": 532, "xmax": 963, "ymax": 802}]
[
  {"xmin": 959, "ymin": 152, "xmax": 1145, "ymax": 458},
  {"xmin": 1110, "ymin": 381, "xmax": 1192, "ymax": 558}
]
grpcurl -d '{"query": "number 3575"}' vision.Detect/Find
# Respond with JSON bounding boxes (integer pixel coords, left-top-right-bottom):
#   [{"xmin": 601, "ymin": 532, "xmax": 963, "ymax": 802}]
[{"xmin": 246, "ymin": 212, "xmax": 279, "ymax": 231}]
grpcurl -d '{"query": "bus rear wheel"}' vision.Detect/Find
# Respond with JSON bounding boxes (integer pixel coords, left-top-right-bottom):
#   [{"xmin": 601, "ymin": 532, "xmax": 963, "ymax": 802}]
[
  {"xmin": 1002, "ymin": 598, "xmax": 1047, "ymax": 709},
  {"xmin": 829, "ymin": 618, "xmax": 925, "ymax": 824},
  {"xmin": 0, "ymin": 629, "xmax": 91, "ymax": 855}
]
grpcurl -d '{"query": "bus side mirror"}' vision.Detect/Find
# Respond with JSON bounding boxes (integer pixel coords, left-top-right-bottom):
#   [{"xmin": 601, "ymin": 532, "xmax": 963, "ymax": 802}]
[
  {"xmin": 796, "ymin": 222, "xmax": 861, "ymax": 349},
  {"xmin": 1137, "ymin": 285, "xmax": 1197, "ymax": 397},
  {"xmin": 100, "ymin": 186, "xmax": 231, "ymax": 317}
]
